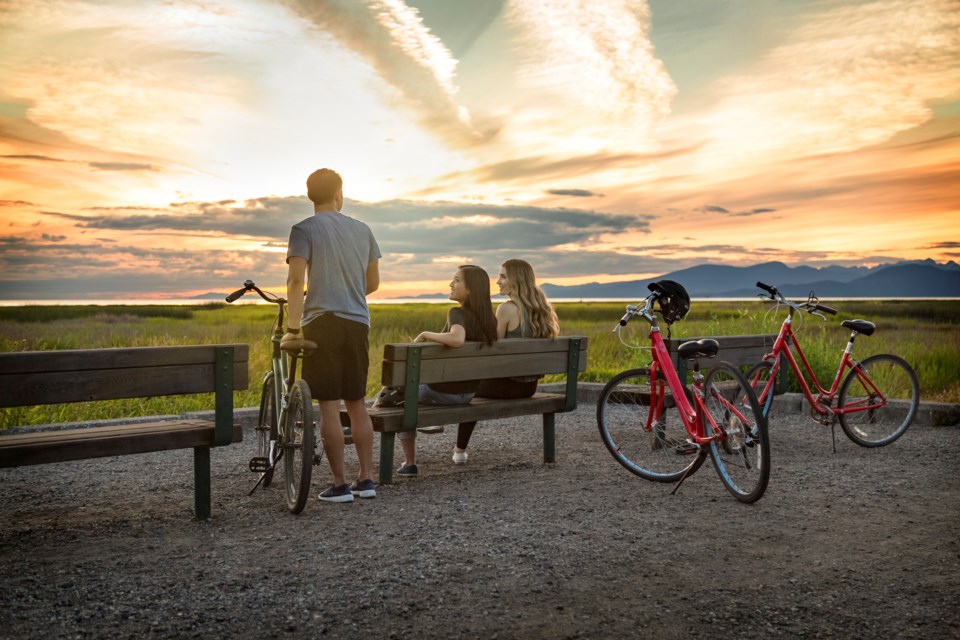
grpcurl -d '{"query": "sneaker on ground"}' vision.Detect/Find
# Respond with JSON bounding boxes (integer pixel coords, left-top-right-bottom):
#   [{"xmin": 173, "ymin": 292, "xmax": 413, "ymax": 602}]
[
  {"xmin": 452, "ymin": 449, "xmax": 468, "ymax": 465},
  {"xmin": 417, "ymin": 425, "xmax": 444, "ymax": 434},
  {"xmin": 350, "ymin": 478, "xmax": 377, "ymax": 499},
  {"xmin": 318, "ymin": 483, "xmax": 354, "ymax": 503},
  {"xmin": 396, "ymin": 463, "xmax": 419, "ymax": 477}
]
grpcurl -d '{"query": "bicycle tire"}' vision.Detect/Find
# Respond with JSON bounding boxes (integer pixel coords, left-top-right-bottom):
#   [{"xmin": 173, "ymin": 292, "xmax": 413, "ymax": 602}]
[
  {"xmin": 704, "ymin": 362, "xmax": 770, "ymax": 503},
  {"xmin": 283, "ymin": 379, "xmax": 315, "ymax": 514},
  {"xmin": 597, "ymin": 368, "xmax": 705, "ymax": 483},
  {"xmin": 256, "ymin": 372, "xmax": 277, "ymax": 488},
  {"xmin": 745, "ymin": 359, "xmax": 777, "ymax": 419},
  {"xmin": 838, "ymin": 354, "xmax": 919, "ymax": 447}
]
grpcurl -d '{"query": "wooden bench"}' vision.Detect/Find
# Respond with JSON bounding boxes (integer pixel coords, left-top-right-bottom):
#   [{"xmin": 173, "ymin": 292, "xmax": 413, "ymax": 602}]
[
  {"xmin": 345, "ymin": 336, "xmax": 588, "ymax": 484},
  {"xmin": 665, "ymin": 333, "xmax": 786, "ymax": 392},
  {"xmin": 0, "ymin": 344, "xmax": 248, "ymax": 520}
]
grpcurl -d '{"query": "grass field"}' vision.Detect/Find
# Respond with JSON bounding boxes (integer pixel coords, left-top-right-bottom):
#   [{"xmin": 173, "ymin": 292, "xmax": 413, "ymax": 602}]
[{"xmin": 2, "ymin": 298, "xmax": 958, "ymax": 428}]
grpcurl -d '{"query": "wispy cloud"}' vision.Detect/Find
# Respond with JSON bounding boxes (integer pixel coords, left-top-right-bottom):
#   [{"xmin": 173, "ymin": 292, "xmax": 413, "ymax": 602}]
[
  {"xmin": 285, "ymin": 0, "xmax": 487, "ymax": 146},
  {"xmin": 504, "ymin": 0, "xmax": 675, "ymax": 146},
  {"xmin": 696, "ymin": 0, "xmax": 960, "ymax": 167},
  {"xmin": 546, "ymin": 189, "xmax": 602, "ymax": 198}
]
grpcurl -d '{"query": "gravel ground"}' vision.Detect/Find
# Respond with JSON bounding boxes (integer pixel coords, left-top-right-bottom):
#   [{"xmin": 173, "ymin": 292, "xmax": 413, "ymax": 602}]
[{"xmin": 1, "ymin": 403, "xmax": 958, "ymax": 640}]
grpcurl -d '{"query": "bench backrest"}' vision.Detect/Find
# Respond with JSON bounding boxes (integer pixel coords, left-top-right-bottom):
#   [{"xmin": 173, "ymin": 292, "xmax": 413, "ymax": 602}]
[
  {"xmin": 381, "ymin": 336, "xmax": 588, "ymax": 387},
  {"xmin": 665, "ymin": 333, "xmax": 786, "ymax": 392},
  {"xmin": 0, "ymin": 344, "xmax": 249, "ymax": 408},
  {"xmin": 381, "ymin": 336, "xmax": 588, "ymax": 428}
]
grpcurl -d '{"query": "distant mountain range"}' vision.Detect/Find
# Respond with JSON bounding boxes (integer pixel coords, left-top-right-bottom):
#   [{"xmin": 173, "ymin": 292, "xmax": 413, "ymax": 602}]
[
  {"xmin": 199, "ymin": 260, "xmax": 960, "ymax": 301},
  {"xmin": 538, "ymin": 260, "xmax": 960, "ymax": 299}
]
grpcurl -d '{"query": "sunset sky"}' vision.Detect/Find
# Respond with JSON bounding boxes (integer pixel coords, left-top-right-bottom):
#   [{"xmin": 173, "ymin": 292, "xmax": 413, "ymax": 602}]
[{"xmin": 1, "ymin": 0, "xmax": 958, "ymax": 300}]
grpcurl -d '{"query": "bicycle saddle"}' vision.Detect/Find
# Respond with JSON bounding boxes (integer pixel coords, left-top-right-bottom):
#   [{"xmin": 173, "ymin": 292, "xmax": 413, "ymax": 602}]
[
  {"xmin": 280, "ymin": 337, "xmax": 319, "ymax": 353},
  {"xmin": 841, "ymin": 319, "xmax": 875, "ymax": 336},
  {"xmin": 677, "ymin": 339, "xmax": 719, "ymax": 360}
]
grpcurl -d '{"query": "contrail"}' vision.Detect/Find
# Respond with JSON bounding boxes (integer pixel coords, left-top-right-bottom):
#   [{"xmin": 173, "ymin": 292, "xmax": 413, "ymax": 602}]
[
  {"xmin": 283, "ymin": 0, "xmax": 487, "ymax": 146},
  {"xmin": 505, "ymin": 0, "xmax": 676, "ymax": 134}
]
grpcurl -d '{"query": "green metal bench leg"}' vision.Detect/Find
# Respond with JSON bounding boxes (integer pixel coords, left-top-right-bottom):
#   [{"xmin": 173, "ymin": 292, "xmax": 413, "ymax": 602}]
[
  {"xmin": 378, "ymin": 432, "xmax": 396, "ymax": 485},
  {"xmin": 543, "ymin": 413, "xmax": 556, "ymax": 463},
  {"xmin": 194, "ymin": 446, "xmax": 211, "ymax": 520}
]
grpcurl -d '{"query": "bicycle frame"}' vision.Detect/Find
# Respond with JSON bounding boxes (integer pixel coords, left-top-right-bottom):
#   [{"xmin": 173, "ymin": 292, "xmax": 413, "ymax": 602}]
[
  {"xmin": 266, "ymin": 301, "xmax": 293, "ymax": 465},
  {"xmin": 635, "ymin": 301, "xmax": 738, "ymax": 447},
  {"xmin": 757, "ymin": 301, "xmax": 890, "ymax": 419}
]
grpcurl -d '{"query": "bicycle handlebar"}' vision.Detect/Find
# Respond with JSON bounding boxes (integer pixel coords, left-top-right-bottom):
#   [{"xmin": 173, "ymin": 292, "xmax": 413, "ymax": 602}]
[
  {"xmin": 618, "ymin": 305, "xmax": 639, "ymax": 326},
  {"xmin": 614, "ymin": 296, "xmax": 657, "ymax": 331},
  {"xmin": 755, "ymin": 282, "xmax": 837, "ymax": 317},
  {"xmin": 225, "ymin": 280, "xmax": 285, "ymax": 305}
]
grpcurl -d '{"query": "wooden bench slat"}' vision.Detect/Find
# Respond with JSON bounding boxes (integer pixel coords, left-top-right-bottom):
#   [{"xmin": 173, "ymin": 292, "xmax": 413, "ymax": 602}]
[
  {"xmin": 0, "ymin": 420, "xmax": 243, "ymax": 467},
  {"xmin": 367, "ymin": 393, "xmax": 568, "ymax": 432},
  {"xmin": 0, "ymin": 362, "xmax": 249, "ymax": 408},
  {"xmin": 381, "ymin": 337, "xmax": 588, "ymax": 387},
  {"xmin": 0, "ymin": 344, "xmax": 249, "ymax": 375},
  {"xmin": 383, "ymin": 337, "xmax": 583, "ymax": 360},
  {"xmin": 383, "ymin": 349, "xmax": 588, "ymax": 387}
]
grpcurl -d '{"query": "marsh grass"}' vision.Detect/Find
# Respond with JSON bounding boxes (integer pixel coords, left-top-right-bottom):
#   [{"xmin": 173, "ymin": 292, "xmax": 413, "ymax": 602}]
[{"xmin": 2, "ymin": 299, "xmax": 958, "ymax": 428}]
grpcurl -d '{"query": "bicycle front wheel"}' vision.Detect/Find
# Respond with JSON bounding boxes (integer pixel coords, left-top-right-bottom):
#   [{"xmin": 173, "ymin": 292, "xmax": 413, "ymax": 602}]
[
  {"xmin": 256, "ymin": 372, "xmax": 277, "ymax": 488},
  {"xmin": 838, "ymin": 354, "xmax": 919, "ymax": 447},
  {"xmin": 283, "ymin": 379, "xmax": 315, "ymax": 514},
  {"xmin": 704, "ymin": 362, "xmax": 770, "ymax": 503},
  {"xmin": 745, "ymin": 359, "xmax": 777, "ymax": 419},
  {"xmin": 597, "ymin": 368, "xmax": 704, "ymax": 483}
]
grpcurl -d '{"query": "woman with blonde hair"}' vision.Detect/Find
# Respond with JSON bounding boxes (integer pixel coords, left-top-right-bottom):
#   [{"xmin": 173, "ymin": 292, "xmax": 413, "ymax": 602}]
[{"xmin": 453, "ymin": 259, "xmax": 560, "ymax": 464}]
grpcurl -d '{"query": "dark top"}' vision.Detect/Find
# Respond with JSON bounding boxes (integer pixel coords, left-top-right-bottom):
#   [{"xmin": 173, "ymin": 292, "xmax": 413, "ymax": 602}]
[{"xmin": 428, "ymin": 306, "xmax": 483, "ymax": 395}]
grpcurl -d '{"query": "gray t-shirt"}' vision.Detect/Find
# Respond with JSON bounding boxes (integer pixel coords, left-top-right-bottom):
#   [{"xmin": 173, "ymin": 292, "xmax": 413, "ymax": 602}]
[{"xmin": 286, "ymin": 211, "xmax": 381, "ymax": 326}]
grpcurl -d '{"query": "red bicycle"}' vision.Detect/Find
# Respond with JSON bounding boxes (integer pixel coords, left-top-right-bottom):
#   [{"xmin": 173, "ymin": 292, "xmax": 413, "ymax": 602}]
[
  {"xmin": 748, "ymin": 282, "xmax": 919, "ymax": 448},
  {"xmin": 597, "ymin": 281, "xmax": 770, "ymax": 503}
]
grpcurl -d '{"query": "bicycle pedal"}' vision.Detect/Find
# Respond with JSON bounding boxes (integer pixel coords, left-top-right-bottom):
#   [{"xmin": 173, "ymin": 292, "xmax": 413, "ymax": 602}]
[
  {"xmin": 674, "ymin": 442, "xmax": 699, "ymax": 456},
  {"xmin": 248, "ymin": 457, "xmax": 271, "ymax": 473}
]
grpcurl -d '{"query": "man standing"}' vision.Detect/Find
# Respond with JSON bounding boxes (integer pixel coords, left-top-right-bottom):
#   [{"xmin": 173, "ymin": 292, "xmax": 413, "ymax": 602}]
[{"xmin": 283, "ymin": 168, "xmax": 380, "ymax": 503}]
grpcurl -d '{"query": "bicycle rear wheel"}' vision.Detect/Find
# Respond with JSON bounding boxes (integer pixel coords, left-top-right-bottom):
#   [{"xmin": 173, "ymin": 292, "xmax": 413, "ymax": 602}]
[
  {"xmin": 283, "ymin": 379, "xmax": 315, "ymax": 514},
  {"xmin": 597, "ymin": 368, "xmax": 704, "ymax": 483},
  {"xmin": 838, "ymin": 354, "xmax": 919, "ymax": 447},
  {"xmin": 256, "ymin": 373, "xmax": 277, "ymax": 487},
  {"xmin": 704, "ymin": 362, "xmax": 770, "ymax": 503}
]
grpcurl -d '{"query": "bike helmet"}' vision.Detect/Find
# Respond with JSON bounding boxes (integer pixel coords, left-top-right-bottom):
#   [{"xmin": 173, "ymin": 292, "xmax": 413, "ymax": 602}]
[{"xmin": 647, "ymin": 280, "xmax": 690, "ymax": 325}]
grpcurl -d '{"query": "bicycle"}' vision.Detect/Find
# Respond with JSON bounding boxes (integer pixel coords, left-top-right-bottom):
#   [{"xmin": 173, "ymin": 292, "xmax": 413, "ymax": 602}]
[
  {"xmin": 597, "ymin": 281, "xmax": 771, "ymax": 503},
  {"xmin": 226, "ymin": 280, "xmax": 319, "ymax": 514},
  {"xmin": 747, "ymin": 281, "xmax": 920, "ymax": 449}
]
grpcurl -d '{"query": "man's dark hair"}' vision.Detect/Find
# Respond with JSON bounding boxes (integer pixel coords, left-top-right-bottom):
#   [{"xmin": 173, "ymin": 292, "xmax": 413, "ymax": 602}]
[{"xmin": 306, "ymin": 168, "xmax": 343, "ymax": 204}]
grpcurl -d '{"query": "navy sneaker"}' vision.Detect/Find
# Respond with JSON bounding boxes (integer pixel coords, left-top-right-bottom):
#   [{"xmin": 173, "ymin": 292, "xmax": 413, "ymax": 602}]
[
  {"xmin": 318, "ymin": 483, "xmax": 354, "ymax": 503},
  {"xmin": 350, "ymin": 478, "xmax": 377, "ymax": 499},
  {"xmin": 396, "ymin": 463, "xmax": 419, "ymax": 477}
]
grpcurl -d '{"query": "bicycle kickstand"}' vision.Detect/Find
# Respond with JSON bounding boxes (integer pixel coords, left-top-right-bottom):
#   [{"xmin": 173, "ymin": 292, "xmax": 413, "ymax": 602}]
[
  {"xmin": 246, "ymin": 459, "xmax": 278, "ymax": 496},
  {"xmin": 670, "ymin": 450, "xmax": 707, "ymax": 496}
]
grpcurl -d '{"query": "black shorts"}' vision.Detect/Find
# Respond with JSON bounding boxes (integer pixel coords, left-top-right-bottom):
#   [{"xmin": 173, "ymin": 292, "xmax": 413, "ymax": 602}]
[{"xmin": 301, "ymin": 314, "xmax": 369, "ymax": 401}]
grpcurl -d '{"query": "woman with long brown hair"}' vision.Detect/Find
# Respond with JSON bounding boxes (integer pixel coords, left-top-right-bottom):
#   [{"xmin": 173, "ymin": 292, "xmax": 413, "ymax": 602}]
[{"xmin": 376, "ymin": 264, "xmax": 497, "ymax": 477}]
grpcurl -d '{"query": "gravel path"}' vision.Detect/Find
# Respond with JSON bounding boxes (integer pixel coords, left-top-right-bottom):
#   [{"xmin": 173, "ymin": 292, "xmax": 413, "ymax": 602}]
[{"xmin": 1, "ymin": 404, "xmax": 958, "ymax": 639}]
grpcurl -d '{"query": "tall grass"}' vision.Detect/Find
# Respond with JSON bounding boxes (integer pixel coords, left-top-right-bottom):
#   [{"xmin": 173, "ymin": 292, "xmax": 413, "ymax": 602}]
[{"xmin": 2, "ymin": 299, "xmax": 958, "ymax": 428}]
